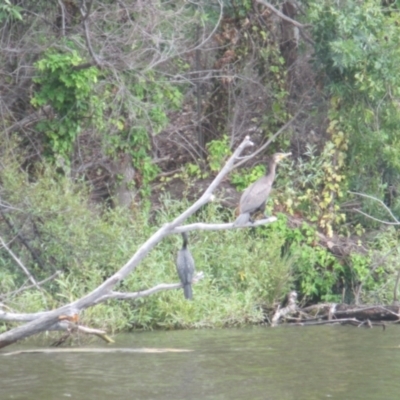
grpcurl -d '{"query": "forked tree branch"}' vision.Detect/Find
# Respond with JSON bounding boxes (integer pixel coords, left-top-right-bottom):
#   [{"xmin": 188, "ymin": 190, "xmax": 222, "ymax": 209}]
[{"xmin": 0, "ymin": 273, "xmax": 204, "ymax": 322}]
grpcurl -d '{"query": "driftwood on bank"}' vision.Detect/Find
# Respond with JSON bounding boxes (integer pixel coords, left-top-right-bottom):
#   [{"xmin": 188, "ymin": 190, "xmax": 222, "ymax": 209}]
[
  {"xmin": 270, "ymin": 292, "xmax": 400, "ymax": 328},
  {"xmin": 2, "ymin": 348, "xmax": 193, "ymax": 356}
]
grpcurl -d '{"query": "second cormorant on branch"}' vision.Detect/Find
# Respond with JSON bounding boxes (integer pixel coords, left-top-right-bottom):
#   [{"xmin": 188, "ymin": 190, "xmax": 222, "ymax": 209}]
[
  {"xmin": 234, "ymin": 152, "xmax": 291, "ymax": 226},
  {"xmin": 176, "ymin": 232, "xmax": 195, "ymax": 300}
]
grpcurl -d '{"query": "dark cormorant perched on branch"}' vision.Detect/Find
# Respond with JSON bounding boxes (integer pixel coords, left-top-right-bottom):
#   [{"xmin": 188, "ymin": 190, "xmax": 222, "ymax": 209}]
[
  {"xmin": 176, "ymin": 232, "xmax": 195, "ymax": 300},
  {"xmin": 234, "ymin": 152, "xmax": 291, "ymax": 226}
]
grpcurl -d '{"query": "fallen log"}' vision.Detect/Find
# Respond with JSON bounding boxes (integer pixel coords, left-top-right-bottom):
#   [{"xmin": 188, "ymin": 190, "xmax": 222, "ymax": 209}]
[
  {"xmin": 268, "ymin": 292, "xmax": 400, "ymax": 327},
  {"xmin": 303, "ymin": 303, "xmax": 400, "ymax": 322}
]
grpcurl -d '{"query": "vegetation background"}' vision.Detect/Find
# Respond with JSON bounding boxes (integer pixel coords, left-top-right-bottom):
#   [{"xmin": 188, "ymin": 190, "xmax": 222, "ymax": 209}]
[{"xmin": 1, "ymin": 0, "xmax": 400, "ymax": 332}]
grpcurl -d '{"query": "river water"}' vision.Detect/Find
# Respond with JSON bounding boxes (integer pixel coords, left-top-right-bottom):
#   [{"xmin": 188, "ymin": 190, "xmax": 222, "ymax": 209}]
[{"xmin": 1, "ymin": 325, "xmax": 400, "ymax": 399}]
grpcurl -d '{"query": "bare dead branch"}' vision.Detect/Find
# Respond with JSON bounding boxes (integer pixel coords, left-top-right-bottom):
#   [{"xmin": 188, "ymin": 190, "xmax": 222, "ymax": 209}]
[
  {"xmin": 271, "ymin": 291, "xmax": 298, "ymax": 326},
  {"xmin": 0, "ymin": 210, "xmax": 46, "ymax": 271},
  {"xmin": 255, "ymin": 0, "xmax": 310, "ymax": 29},
  {"xmin": 171, "ymin": 218, "xmax": 277, "ymax": 234},
  {"xmin": 80, "ymin": 0, "xmax": 93, "ymax": 22},
  {"xmin": 3, "ymin": 105, "xmax": 53, "ymax": 135},
  {"xmin": 79, "ymin": 0, "xmax": 102, "ymax": 67},
  {"xmin": 233, "ymin": 110, "xmax": 301, "ymax": 169},
  {"xmin": 95, "ymin": 272, "xmax": 205, "ymax": 303},
  {"xmin": 61, "ymin": 321, "xmax": 114, "ymax": 344},
  {"xmin": 352, "ymin": 209, "xmax": 400, "ymax": 226},
  {"xmin": 0, "ymin": 271, "xmax": 61, "ymax": 301},
  {"xmin": 0, "ymin": 272, "xmax": 204, "ymax": 324},
  {"xmin": 0, "ymin": 236, "xmax": 41, "ymax": 291},
  {"xmin": 349, "ymin": 191, "xmax": 399, "ymax": 224},
  {"xmin": 57, "ymin": 0, "xmax": 66, "ymax": 37}
]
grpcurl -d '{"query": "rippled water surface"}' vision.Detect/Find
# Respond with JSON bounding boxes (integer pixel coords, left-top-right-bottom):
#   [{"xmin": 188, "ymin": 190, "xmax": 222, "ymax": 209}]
[{"xmin": 2, "ymin": 325, "xmax": 400, "ymax": 399}]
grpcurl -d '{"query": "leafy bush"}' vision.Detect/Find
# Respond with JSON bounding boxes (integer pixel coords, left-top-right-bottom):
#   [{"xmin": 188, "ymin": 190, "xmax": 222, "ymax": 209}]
[
  {"xmin": 31, "ymin": 49, "xmax": 103, "ymax": 157},
  {"xmin": 308, "ymin": 0, "xmax": 400, "ymax": 220}
]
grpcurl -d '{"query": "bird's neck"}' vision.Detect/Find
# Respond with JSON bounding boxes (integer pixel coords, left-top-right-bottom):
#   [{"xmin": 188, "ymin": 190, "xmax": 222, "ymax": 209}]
[
  {"xmin": 182, "ymin": 233, "xmax": 188, "ymax": 248},
  {"xmin": 268, "ymin": 160, "xmax": 277, "ymax": 178}
]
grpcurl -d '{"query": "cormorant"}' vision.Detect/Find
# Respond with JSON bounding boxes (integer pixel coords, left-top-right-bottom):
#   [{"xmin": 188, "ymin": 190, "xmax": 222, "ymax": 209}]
[
  {"xmin": 176, "ymin": 232, "xmax": 195, "ymax": 300},
  {"xmin": 234, "ymin": 152, "xmax": 291, "ymax": 226}
]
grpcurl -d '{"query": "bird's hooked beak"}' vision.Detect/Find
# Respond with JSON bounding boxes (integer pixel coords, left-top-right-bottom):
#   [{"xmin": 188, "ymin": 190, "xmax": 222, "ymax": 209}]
[{"xmin": 277, "ymin": 152, "xmax": 291, "ymax": 162}]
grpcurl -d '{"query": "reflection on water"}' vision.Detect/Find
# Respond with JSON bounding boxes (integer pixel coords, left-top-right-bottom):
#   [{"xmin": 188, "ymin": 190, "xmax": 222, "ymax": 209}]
[{"xmin": 2, "ymin": 326, "xmax": 400, "ymax": 399}]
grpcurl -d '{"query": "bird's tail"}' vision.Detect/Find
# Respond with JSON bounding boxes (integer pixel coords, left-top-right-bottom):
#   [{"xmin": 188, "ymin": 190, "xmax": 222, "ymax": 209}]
[
  {"xmin": 233, "ymin": 212, "xmax": 250, "ymax": 227},
  {"xmin": 183, "ymin": 284, "xmax": 193, "ymax": 300}
]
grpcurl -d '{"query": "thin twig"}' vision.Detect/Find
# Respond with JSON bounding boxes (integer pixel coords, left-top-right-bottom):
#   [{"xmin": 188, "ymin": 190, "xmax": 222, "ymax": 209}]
[
  {"xmin": 352, "ymin": 209, "xmax": 400, "ymax": 226},
  {"xmin": 349, "ymin": 191, "xmax": 399, "ymax": 223},
  {"xmin": 233, "ymin": 111, "xmax": 301, "ymax": 169},
  {"xmin": 0, "ymin": 236, "xmax": 41, "ymax": 291},
  {"xmin": 79, "ymin": 0, "xmax": 102, "ymax": 67},
  {"xmin": 255, "ymin": 0, "xmax": 310, "ymax": 29},
  {"xmin": 95, "ymin": 272, "xmax": 205, "ymax": 303},
  {"xmin": 0, "ymin": 209, "xmax": 46, "ymax": 270},
  {"xmin": 57, "ymin": 0, "xmax": 66, "ymax": 37},
  {"xmin": 0, "ymin": 271, "xmax": 61, "ymax": 300}
]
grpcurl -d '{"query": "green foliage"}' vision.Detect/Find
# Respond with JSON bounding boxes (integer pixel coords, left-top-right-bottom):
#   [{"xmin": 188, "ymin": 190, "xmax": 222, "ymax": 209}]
[
  {"xmin": 206, "ymin": 135, "xmax": 232, "ymax": 172},
  {"xmin": 353, "ymin": 227, "xmax": 400, "ymax": 304},
  {"xmin": 0, "ymin": 0, "xmax": 22, "ymax": 22},
  {"xmin": 348, "ymin": 253, "xmax": 373, "ymax": 290},
  {"xmin": 185, "ymin": 163, "xmax": 206, "ymax": 179},
  {"xmin": 107, "ymin": 72, "xmax": 184, "ymax": 196},
  {"xmin": 229, "ymin": 0, "xmax": 253, "ymax": 18},
  {"xmin": 308, "ymin": 0, "xmax": 400, "ymax": 219},
  {"xmin": 275, "ymin": 142, "xmax": 347, "ymax": 236},
  {"xmin": 262, "ymin": 214, "xmax": 344, "ymax": 303},
  {"xmin": 231, "ymin": 165, "xmax": 266, "ymax": 191},
  {"xmin": 31, "ymin": 49, "xmax": 103, "ymax": 158}
]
